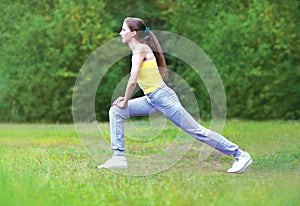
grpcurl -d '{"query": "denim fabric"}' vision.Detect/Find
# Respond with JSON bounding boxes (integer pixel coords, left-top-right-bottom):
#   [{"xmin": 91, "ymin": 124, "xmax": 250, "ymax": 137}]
[{"xmin": 109, "ymin": 84, "xmax": 240, "ymax": 156}]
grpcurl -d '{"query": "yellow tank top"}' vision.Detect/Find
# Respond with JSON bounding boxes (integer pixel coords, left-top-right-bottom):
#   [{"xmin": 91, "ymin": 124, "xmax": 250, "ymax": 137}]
[{"xmin": 138, "ymin": 58, "xmax": 164, "ymax": 94}]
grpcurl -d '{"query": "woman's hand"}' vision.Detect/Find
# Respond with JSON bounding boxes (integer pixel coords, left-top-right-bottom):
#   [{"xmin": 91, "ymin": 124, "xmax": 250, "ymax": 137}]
[
  {"xmin": 113, "ymin": 96, "xmax": 124, "ymax": 105},
  {"xmin": 113, "ymin": 97, "xmax": 128, "ymax": 108},
  {"xmin": 117, "ymin": 99, "xmax": 128, "ymax": 108}
]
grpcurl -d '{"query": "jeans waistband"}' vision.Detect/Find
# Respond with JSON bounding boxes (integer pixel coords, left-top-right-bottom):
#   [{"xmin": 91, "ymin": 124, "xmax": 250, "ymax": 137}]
[{"xmin": 146, "ymin": 83, "xmax": 167, "ymax": 98}]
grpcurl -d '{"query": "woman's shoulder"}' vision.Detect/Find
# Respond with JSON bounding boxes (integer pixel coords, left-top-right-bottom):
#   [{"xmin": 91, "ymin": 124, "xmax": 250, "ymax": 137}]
[{"xmin": 132, "ymin": 44, "xmax": 152, "ymax": 59}]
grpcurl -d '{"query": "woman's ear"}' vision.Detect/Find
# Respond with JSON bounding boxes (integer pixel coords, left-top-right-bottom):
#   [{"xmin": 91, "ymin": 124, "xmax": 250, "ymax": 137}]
[{"xmin": 131, "ymin": 31, "xmax": 137, "ymax": 37}]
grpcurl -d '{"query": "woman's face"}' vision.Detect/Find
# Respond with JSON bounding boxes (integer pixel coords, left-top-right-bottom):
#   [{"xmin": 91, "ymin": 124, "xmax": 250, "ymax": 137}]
[{"xmin": 119, "ymin": 21, "xmax": 135, "ymax": 44}]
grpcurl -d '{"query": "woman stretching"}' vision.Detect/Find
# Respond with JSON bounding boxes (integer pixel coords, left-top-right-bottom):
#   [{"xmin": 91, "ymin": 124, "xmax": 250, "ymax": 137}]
[{"xmin": 98, "ymin": 17, "xmax": 252, "ymax": 173}]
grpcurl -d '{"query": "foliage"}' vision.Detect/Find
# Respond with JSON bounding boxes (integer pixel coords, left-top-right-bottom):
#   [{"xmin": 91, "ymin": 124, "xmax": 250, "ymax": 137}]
[
  {"xmin": 1, "ymin": 0, "xmax": 114, "ymax": 122},
  {"xmin": 0, "ymin": 0, "xmax": 299, "ymax": 122},
  {"xmin": 163, "ymin": 0, "xmax": 300, "ymax": 120}
]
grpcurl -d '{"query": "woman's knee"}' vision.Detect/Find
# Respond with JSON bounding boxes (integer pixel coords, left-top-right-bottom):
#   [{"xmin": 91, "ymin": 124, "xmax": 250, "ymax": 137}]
[
  {"xmin": 109, "ymin": 105, "xmax": 128, "ymax": 119},
  {"xmin": 109, "ymin": 105, "xmax": 119, "ymax": 116}
]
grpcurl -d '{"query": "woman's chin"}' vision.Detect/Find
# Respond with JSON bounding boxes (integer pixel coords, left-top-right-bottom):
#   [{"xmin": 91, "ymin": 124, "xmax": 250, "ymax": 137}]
[{"xmin": 120, "ymin": 38, "xmax": 126, "ymax": 44}]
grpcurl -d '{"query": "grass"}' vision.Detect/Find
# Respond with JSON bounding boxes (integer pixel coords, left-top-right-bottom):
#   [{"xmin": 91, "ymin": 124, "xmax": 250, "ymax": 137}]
[{"xmin": 0, "ymin": 120, "xmax": 299, "ymax": 206}]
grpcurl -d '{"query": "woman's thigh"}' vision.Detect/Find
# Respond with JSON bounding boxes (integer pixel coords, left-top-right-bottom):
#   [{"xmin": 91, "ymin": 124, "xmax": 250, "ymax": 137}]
[{"xmin": 128, "ymin": 96, "xmax": 159, "ymax": 117}]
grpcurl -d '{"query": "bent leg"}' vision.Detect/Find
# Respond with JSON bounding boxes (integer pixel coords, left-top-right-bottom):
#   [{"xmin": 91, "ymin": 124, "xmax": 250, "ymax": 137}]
[{"xmin": 109, "ymin": 96, "xmax": 159, "ymax": 155}]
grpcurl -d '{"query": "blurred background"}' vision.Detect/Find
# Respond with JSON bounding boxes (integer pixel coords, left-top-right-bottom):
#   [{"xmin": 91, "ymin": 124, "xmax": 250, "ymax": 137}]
[{"xmin": 0, "ymin": 0, "xmax": 299, "ymax": 123}]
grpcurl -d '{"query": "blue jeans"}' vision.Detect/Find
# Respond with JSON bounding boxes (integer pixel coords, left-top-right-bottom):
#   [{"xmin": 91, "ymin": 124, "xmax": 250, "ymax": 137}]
[{"xmin": 109, "ymin": 84, "xmax": 240, "ymax": 157}]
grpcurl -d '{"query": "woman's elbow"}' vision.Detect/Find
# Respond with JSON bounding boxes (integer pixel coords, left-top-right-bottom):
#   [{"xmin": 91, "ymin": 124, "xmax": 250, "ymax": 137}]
[{"xmin": 128, "ymin": 79, "xmax": 137, "ymax": 86}]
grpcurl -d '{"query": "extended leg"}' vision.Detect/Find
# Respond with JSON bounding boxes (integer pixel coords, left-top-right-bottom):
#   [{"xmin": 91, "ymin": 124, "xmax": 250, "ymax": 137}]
[{"xmin": 162, "ymin": 102, "xmax": 240, "ymax": 156}]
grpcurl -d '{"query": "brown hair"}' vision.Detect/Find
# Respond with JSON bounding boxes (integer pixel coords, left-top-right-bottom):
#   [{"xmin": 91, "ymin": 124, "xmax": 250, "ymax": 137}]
[{"xmin": 124, "ymin": 17, "xmax": 168, "ymax": 80}]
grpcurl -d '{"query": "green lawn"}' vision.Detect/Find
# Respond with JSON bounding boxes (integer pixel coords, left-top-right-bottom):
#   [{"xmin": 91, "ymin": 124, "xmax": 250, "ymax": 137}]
[{"xmin": 0, "ymin": 120, "xmax": 299, "ymax": 206}]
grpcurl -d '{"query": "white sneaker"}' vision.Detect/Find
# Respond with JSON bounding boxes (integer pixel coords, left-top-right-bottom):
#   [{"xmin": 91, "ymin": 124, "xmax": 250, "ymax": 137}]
[
  {"xmin": 98, "ymin": 155, "xmax": 128, "ymax": 169},
  {"xmin": 227, "ymin": 151, "xmax": 252, "ymax": 173}
]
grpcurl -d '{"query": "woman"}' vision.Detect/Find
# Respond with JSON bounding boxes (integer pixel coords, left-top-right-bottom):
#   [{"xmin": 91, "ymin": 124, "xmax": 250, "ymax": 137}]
[{"xmin": 98, "ymin": 17, "xmax": 252, "ymax": 173}]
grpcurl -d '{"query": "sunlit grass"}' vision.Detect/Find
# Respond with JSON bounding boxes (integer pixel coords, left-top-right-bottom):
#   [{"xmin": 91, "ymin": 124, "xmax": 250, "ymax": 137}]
[{"xmin": 0, "ymin": 120, "xmax": 299, "ymax": 206}]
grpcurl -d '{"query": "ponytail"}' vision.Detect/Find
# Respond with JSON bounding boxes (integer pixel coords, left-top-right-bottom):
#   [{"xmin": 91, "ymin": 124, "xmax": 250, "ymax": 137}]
[{"xmin": 142, "ymin": 31, "xmax": 168, "ymax": 80}]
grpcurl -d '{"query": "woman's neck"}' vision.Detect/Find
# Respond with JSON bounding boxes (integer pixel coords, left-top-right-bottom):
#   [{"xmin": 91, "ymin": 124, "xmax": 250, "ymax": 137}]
[{"xmin": 128, "ymin": 38, "xmax": 142, "ymax": 52}]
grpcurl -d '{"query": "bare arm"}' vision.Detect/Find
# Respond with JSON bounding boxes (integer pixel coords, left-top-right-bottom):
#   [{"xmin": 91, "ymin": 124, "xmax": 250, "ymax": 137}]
[{"xmin": 114, "ymin": 50, "xmax": 145, "ymax": 108}]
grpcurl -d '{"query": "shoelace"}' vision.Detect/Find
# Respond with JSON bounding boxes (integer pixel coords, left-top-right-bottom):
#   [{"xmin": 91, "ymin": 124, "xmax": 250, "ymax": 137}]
[{"xmin": 235, "ymin": 156, "xmax": 242, "ymax": 162}]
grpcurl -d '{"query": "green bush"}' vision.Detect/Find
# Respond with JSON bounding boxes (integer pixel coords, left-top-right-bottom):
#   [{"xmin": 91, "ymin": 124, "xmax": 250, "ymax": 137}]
[
  {"xmin": 163, "ymin": 0, "xmax": 300, "ymax": 120},
  {"xmin": 0, "ymin": 0, "xmax": 299, "ymax": 122},
  {"xmin": 1, "ymin": 0, "xmax": 114, "ymax": 122}
]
